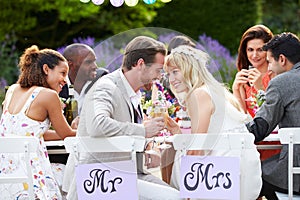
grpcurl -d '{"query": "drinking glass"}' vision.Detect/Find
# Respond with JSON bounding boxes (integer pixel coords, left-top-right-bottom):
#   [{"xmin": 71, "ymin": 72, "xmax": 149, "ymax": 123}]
[{"xmin": 151, "ymin": 105, "xmax": 171, "ymax": 149}]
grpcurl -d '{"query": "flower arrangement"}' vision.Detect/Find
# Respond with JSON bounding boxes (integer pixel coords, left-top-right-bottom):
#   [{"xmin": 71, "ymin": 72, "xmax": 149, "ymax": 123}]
[
  {"xmin": 141, "ymin": 81, "xmax": 179, "ymax": 118},
  {"xmin": 250, "ymin": 89, "xmax": 266, "ymax": 114},
  {"xmin": 255, "ymin": 90, "xmax": 266, "ymax": 107}
]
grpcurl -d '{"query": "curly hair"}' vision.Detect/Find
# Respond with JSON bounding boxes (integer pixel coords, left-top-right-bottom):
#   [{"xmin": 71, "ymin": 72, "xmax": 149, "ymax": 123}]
[
  {"xmin": 17, "ymin": 45, "xmax": 66, "ymax": 88},
  {"xmin": 237, "ymin": 25, "xmax": 273, "ymax": 71}
]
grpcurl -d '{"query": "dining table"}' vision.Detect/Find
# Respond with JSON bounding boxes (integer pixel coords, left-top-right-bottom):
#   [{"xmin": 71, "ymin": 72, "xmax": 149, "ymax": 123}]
[{"xmin": 45, "ymin": 132, "xmax": 282, "ymax": 183}]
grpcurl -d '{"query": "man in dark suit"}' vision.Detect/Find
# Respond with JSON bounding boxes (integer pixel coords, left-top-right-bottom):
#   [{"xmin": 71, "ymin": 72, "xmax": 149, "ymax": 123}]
[
  {"xmin": 50, "ymin": 44, "xmax": 108, "ymax": 164},
  {"xmin": 59, "ymin": 43, "xmax": 109, "ymax": 114},
  {"xmin": 246, "ymin": 32, "xmax": 300, "ymax": 199}
]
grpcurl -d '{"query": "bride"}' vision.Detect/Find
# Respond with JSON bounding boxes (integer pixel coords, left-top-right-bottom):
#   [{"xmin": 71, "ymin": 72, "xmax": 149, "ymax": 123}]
[{"xmin": 164, "ymin": 45, "xmax": 262, "ymax": 200}]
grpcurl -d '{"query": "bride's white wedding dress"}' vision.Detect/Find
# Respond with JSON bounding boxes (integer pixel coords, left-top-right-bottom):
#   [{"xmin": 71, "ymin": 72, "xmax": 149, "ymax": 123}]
[{"xmin": 170, "ymin": 88, "xmax": 262, "ymax": 200}]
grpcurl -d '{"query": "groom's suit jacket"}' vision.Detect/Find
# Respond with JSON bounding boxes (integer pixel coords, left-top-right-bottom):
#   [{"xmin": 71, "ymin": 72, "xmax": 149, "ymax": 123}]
[
  {"xmin": 77, "ymin": 69, "xmax": 146, "ymax": 173},
  {"xmin": 62, "ymin": 69, "xmax": 147, "ymax": 197}
]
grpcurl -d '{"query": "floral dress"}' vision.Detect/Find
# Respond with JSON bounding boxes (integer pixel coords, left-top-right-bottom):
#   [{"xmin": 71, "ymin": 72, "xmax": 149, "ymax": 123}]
[{"xmin": 0, "ymin": 85, "xmax": 62, "ymax": 200}]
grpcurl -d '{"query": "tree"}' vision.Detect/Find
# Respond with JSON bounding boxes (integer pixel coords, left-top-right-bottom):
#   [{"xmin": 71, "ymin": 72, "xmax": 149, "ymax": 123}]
[
  {"xmin": 0, "ymin": 0, "xmax": 165, "ymax": 49},
  {"xmin": 0, "ymin": 0, "xmax": 165, "ymax": 86},
  {"xmin": 151, "ymin": 0, "xmax": 262, "ymax": 54},
  {"xmin": 262, "ymin": 0, "xmax": 300, "ymax": 35}
]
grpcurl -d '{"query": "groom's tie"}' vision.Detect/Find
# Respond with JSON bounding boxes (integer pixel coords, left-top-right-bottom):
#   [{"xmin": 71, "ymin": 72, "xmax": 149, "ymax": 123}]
[
  {"xmin": 131, "ymin": 103, "xmax": 147, "ymax": 174},
  {"xmin": 132, "ymin": 103, "xmax": 142, "ymax": 124}
]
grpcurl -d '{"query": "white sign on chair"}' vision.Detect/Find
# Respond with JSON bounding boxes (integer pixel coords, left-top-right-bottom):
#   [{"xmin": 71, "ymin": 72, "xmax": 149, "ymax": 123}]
[
  {"xmin": 180, "ymin": 155, "xmax": 240, "ymax": 199},
  {"xmin": 76, "ymin": 160, "xmax": 138, "ymax": 200}
]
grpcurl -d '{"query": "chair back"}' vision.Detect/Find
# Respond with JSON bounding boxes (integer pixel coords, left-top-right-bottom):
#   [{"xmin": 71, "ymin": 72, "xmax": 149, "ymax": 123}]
[
  {"xmin": 0, "ymin": 136, "xmax": 39, "ymax": 199},
  {"xmin": 278, "ymin": 128, "xmax": 300, "ymax": 200},
  {"xmin": 172, "ymin": 133, "xmax": 256, "ymax": 200},
  {"xmin": 173, "ymin": 133, "xmax": 255, "ymax": 152},
  {"xmin": 64, "ymin": 136, "xmax": 145, "ymax": 200},
  {"xmin": 64, "ymin": 136, "xmax": 145, "ymax": 163}
]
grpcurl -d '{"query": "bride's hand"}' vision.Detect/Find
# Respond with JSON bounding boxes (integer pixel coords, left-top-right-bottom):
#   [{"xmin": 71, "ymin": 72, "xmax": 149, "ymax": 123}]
[{"xmin": 165, "ymin": 116, "xmax": 181, "ymax": 134}]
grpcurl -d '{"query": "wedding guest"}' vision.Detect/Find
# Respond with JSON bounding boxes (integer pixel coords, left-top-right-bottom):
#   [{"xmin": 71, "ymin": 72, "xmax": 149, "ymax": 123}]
[
  {"xmin": 59, "ymin": 43, "xmax": 109, "ymax": 115},
  {"xmin": 246, "ymin": 32, "xmax": 300, "ymax": 200},
  {"xmin": 167, "ymin": 35, "xmax": 196, "ymax": 54},
  {"xmin": 232, "ymin": 24, "xmax": 273, "ymax": 117},
  {"xmin": 54, "ymin": 45, "xmax": 108, "ymax": 191},
  {"xmin": 52, "ymin": 44, "xmax": 108, "ymax": 165},
  {"xmin": 62, "ymin": 36, "xmax": 181, "ymax": 200},
  {"xmin": 231, "ymin": 25, "xmax": 279, "ymax": 162},
  {"xmin": 0, "ymin": 45, "xmax": 76, "ymax": 199},
  {"xmin": 164, "ymin": 45, "xmax": 262, "ymax": 200}
]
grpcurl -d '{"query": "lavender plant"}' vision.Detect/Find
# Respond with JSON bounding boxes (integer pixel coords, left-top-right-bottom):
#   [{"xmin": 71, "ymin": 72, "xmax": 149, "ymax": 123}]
[
  {"xmin": 198, "ymin": 34, "xmax": 237, "ymax": 86},
  {"xmin": 0, "ymin": 32, "xmax": 19, "ymax": 85},
  {"xmin": 58, "ymin": 33, "xmax": 237, "ymax": 87}
]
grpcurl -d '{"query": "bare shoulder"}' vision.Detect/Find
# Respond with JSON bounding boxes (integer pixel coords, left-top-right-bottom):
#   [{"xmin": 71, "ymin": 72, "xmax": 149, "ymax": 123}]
[
  {"xmin": 186, "ymin": 87, "xmax": 212, "ymax": 107},
  {"xmin": 36, "ymin": 88, "xmax": 59, "ymax": 103},
  {"xmin": 192, "ymin": 87, "xmax": 211, "ymax": 100}
]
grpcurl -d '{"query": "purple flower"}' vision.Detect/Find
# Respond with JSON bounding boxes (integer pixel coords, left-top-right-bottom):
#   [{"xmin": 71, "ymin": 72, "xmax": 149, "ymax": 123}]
[
  {"xmin": 198, "ymin": 33, "xmax": 236, "ymax": 84},
  {"xmin": 158, "ymin": 32, "xmax": 177, "ymax": 44},
  {"xmin": 73, "ymin": 36, "xmax": 95, "ymax": 47}
]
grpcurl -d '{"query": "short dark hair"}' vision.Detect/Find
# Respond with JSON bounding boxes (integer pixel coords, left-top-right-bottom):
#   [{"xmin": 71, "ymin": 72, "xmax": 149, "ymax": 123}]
[
  {"xmin": 122, "ymin": 36, "xmax": 166, "ymax": 71},
  {"xmin": 263, "ymin": 32, "xmax": 300, "ymax": 64}
]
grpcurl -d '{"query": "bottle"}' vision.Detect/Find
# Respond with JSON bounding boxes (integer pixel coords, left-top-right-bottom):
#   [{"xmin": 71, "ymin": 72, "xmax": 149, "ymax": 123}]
[{"xmin": 65, "ymin": 85, "xmax": 78, "ymax": 125}]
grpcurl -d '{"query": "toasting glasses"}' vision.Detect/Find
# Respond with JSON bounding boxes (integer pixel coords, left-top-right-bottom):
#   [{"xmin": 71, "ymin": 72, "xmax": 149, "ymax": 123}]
[{"xmin": 145, "ymin": 103, "xmax": 171, "ymax": 155}]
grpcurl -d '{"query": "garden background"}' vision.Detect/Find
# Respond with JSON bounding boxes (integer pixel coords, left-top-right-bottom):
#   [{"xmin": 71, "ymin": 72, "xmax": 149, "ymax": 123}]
[{"xmin": 0, "ymin": 0, "xmax": 299, "ymax": 102}]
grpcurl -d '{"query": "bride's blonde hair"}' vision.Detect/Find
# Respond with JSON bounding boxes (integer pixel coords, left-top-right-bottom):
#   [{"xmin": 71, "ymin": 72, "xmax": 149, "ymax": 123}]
[{"xmin": 164, "ymin": 45, "xmax": 242, "ymax": 112}]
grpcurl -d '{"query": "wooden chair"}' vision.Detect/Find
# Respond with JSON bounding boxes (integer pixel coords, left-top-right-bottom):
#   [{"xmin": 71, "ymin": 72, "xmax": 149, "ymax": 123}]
[
  {"xmin": 276, "ymin": 128, "xmax": 300, "ymax": 200},
  {"xmin": 0, "ymin": 136, "xmax": 39, "ymax": 199}
]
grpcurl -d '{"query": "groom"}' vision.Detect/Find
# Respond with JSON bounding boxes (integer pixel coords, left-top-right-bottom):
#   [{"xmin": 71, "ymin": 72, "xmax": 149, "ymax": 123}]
[{"xmin": 62, "ymin": 36, "xmax": 181, "ymax": 200}]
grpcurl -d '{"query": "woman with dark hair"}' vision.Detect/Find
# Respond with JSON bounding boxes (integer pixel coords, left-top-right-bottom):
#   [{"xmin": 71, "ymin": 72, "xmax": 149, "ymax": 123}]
[
  {"xmin": 0, "ymin": 45, "xmax": 76, "ymax": 199},
  {"xmin": 167, "ymin": 35, "xmax": 196, "ymax": 55},
  {"xmin": 232, "ymin": 25, "xmax": 281, "ymax": 162},
  {"xmin": 232, "ymin": 24, "xmax": 273, "ymax": 117}
]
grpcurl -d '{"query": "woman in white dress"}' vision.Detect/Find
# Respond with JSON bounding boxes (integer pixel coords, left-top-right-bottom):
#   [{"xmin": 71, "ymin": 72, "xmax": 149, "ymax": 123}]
[
  {"xmin": 164, "ymin": 45, "xmax": 262, "ymax": 200},
  {"xmin": 0, "ymin": 45, "xmax": 76, "ymax": 199}
]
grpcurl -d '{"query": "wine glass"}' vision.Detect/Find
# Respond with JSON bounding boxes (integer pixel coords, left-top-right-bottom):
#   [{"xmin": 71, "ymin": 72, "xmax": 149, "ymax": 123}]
[
  {"xmin": 157, "ymin": 129, "xmax": 172, "ymax": 149},
  {"xmin": 151, "ymin": 104, "xmax": 172, "ymax": 149}
]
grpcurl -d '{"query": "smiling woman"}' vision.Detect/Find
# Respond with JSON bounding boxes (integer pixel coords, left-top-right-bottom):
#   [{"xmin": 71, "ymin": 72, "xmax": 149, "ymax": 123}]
[
  {"xmin": 0, "ymin": 45, "xmax": 76, "ymax": 199},
  {"xmin": 232, "ymin": 24, "xmax": 273, "ymax": 117}
]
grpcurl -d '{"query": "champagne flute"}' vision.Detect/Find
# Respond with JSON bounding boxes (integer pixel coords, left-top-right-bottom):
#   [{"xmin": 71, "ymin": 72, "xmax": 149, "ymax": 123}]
[{"xmin": 152, "ymin": 104, "xmax": 171, "ymax": 149}]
